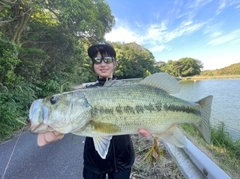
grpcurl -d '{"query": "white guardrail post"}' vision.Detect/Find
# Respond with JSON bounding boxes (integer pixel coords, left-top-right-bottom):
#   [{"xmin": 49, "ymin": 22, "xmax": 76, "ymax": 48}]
[{"xmin": 164, "ymin": 137, "xmax": 231, "ymax": 179}]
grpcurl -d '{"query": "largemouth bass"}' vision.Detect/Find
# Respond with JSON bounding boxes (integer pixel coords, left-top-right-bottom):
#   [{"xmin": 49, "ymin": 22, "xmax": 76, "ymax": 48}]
[{"xmin": 29, "ymin": 72, "xmax": 213, "ymax": 159}]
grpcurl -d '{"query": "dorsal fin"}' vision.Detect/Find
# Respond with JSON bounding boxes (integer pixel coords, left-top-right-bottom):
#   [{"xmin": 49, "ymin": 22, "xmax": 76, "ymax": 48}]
[
  {"xmin": 139, "ymin": 72, "xmax": 180, "ymax": 94},
  {"xmin": 104, "ymin": 79, "xmax": 139, "ymax": 87},
  {"xmin": 104, "ymin": 79, "xmax": 124, "ymax": 87}
]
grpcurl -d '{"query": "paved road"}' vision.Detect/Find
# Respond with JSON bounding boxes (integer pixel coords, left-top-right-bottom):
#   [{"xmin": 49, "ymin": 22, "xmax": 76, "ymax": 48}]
[{"xmin": 0, "ymin": 132, "xmax": 85, "ymax": 179}]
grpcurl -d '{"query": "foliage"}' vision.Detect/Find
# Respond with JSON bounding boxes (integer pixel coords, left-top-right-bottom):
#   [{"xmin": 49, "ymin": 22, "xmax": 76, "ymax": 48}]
[
  {"xmin": 0, "ymin": 39, "xmax": 22, "ymax": 86},
  {"xmin": 211, "ymin": 122, "xmax": 240, "ymax": 160},
  {"xmin": 0, "ymin": 83, "xmax": 35, "ymax": 139},
  {"xmin": 201, "ymin": 63, "xmax": 240, "ymax": 76},
  {"xmin": 160, "ymin": 57, "xmax": 203, "ymax": 77},
  {"xmin": 0, "ymin": 0, "xmax": 115, "ymax": 140},
  {"xmin": 178, "ymin": 58, "xmax": 203, "ymax": 76},
  {"xmin": 0, "ymin": 39, "xmax": 35, "ymax": 139},
  {"xmin": 1, "ymin": 0, "xmax": 115, "ymax": 86},
  {"xmin": 181, "ymin": 122, "xmax": 240, "ymax": 177},
  {"xmin": 113, "ymin": 42, "xmax": 160, "ymax": 79}
]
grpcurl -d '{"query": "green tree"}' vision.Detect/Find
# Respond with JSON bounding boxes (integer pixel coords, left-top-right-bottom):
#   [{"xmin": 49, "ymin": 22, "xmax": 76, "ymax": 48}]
[
  {"xmin": 113, "ymin": 42, "xmax": 159, "ymax": 78},
  {"xmin": 160, "ymin": 58, "xmax": 203, "ymax": 77},
  {"xmin": 179, "ymin": 57, "xmax": 203, "ymax": 76},
  {"xmin": 1, "ymin": 0, "xmax": 115, "ymax": 92},
  {"xmin": 201, "ymin": 63, "xmax": 240, "ymax": 76},
  {"xmin": 160, "ymin": 60, "xmax": 179, "ymax": 76},
  {"xmin": 0, "ymin": 0, "xmax": 115, "ymax": 139}
]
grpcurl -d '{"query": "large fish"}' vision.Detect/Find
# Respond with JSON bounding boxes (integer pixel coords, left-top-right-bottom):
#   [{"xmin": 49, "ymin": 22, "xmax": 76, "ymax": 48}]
[{"xmin": 29, "ymin": 72, "xmax": 213, "ymax": 159}]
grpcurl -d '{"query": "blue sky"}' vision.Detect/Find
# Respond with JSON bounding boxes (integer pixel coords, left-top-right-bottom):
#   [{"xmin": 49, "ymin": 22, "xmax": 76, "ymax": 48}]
[{"xmin": 105, "ymin": 0, "xmax": 240, "ymax": 70}]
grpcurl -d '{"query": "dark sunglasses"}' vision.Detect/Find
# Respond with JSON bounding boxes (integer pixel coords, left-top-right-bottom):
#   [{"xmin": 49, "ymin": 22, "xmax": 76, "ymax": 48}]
[{"xmin": 93, "ymin": 57, "xmax": 115, "ymax": 64}]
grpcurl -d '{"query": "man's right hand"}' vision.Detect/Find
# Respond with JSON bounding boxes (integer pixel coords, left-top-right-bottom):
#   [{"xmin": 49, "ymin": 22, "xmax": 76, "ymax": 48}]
[
  {"xmin": 37, "ymin": 131, "xmax": 64, "ymax": 146},
  {"xmin": 139, "ymin": 129, "xmax": 151, "ymax": 137}
]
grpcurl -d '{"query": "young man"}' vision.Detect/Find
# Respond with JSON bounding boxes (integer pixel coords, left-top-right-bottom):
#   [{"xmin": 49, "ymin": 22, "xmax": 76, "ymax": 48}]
[{"xmin": 37, "ymin": 42, "xmax": 150, "ymax": 179}]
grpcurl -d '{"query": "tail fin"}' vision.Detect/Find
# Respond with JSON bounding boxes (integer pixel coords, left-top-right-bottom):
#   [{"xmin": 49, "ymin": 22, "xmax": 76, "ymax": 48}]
[{"xmin": 194, "ymin": 95, "xmax": 213, "ymax": 144}]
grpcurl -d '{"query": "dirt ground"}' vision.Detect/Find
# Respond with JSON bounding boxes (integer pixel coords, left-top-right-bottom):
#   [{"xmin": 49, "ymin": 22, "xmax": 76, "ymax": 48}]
[{"xmin": 130, "ymin": 134, "xmax": 184, "ymax": 179}]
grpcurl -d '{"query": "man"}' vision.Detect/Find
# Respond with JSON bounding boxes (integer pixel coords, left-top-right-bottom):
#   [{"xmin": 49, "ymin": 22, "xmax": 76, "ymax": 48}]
[{"xmin": 37, "ymin": 42, "xmax": 151, "ymax": 179}]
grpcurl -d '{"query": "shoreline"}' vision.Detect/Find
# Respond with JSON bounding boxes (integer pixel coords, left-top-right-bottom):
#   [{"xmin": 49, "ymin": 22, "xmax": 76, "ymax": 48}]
[{"xmin": 177, "ymin": 75, "xmax": 240, "ymax": 81}]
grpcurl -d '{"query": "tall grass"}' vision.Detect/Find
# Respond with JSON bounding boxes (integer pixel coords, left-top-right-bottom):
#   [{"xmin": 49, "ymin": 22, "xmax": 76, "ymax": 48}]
[
  {"xmin": 181, "ymin": 122, "xmax": 240, "ymax": 178},
  {"xmin": 0, "ymin": 83, "xmax": 35, "ymax": 141}
]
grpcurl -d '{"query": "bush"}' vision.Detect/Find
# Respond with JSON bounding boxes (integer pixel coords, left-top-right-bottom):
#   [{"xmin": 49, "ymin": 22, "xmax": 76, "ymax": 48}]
[{"xmin": 0, "ymin": 83, "xmax": 35, "ymax": 140}]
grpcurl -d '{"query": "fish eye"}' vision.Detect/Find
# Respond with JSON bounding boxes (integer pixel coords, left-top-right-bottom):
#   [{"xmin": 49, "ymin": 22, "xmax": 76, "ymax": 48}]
[{"xmin": 50, "ymin": 96, "xmax": 58, "ymax": 105}]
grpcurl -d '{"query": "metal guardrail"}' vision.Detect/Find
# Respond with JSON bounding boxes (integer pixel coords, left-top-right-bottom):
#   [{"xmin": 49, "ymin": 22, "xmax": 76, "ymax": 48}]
[{"xmin": 164, "ymin": 137, "xmax": 231, "ymax": 179}]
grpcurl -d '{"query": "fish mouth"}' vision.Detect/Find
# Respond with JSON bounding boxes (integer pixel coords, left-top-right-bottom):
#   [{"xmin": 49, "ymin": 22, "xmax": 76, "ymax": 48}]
[
  {"xmin": 30, "ymin": 121, "xmax": 53, "ymax": 133},
  {"xmin": 29, "ymin": 99, "xmax": 51, "ymax": 133},
  {"xmin": 29, "ymin": 99, "xmax": 43, "ymax": 119},
  {"xmin": 30, "ymin": 121, "xmax": 48, "ymax": 133}
]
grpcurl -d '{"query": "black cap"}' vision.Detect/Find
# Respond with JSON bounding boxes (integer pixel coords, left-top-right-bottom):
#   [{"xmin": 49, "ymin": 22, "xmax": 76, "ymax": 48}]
[{"xmin": 88, "ymin": 42, "xmax": 116, "ymax": 58}]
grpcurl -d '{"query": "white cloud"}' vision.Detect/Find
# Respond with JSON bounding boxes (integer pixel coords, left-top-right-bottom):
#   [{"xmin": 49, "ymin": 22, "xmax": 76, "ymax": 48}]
[
  {"xmin": 203, "ymin": 22, "xmax": 223, "ymax": 35},
  {"xmin": 182, "ymin": 0, "xmax": 213, "ymax": 20},
  {"xmin": 189, "ymin": 0, "xmax": 213, "ymax": 9},
  {"xmin": 150, "ymin": 45, "xmax": 167, "ymax": 52},
  {"xmin": 207, "ymin": 30, "xmax": 240, "ymax": 45},
  {"xmin": 105, "ymin": 26, "xmax": 140, "ymax": 43},
  {"xmin": 216, "ymin": 1, "xmax": 226, "ymax": 15},
  {"xmin": 105, "ymin": 20, "xmax": 204, "ymax": 52},
  {"xmin": 182, "ymin": 21, "xmax": 193, "ymax": 26},
  {"xmin": 216, "ymin": 0, "xmax": 240, "ymax": 15},
  {"xmin": 211, "ymin": 31, "xmax": 222, "ymax": 37}
]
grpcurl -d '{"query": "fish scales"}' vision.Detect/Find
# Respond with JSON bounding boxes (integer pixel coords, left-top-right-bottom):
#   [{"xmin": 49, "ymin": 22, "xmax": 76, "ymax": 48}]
[
  {"xmin": 80, "ymin": 84, "xmax": 202, "ymax": 136},
  {"xmin": 29, "ymin": 72, "xmax": 213, "ymax": 159}
]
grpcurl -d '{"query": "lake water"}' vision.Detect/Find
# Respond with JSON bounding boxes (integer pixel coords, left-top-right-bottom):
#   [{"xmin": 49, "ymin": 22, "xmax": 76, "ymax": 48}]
[{"xmin": 173, "ymin": 78, "xmax": 240, "ymax": 141}]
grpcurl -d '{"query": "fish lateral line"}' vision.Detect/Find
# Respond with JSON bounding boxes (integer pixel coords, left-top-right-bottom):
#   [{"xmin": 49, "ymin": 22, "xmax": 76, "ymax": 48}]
[{"xmin": 91, "ymin": 102, "xmax": 202, "ymax": 116}]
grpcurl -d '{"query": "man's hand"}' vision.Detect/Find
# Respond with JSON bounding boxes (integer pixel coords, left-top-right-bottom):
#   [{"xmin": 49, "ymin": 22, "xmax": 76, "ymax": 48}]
[
  {"xmin": 139, "ymin": 129, "xmax": 151, "ymax": 137},
  {"xmin": 37, "ymin": 131, "xmax": 64, "ymax": 146}
]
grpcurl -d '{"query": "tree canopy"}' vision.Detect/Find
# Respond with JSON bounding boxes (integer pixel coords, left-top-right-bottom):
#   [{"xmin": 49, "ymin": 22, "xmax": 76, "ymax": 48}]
[
  {"xmin": 201, "ymin": 63, "xmax": 240, "ymax": 76},
  {"xmin": 0, "ymin": 0, "xmax": 115, "ymax": 138},
  {"xmin": 1, "ymin": 0, "xmax": 115, "ymax": 90},
  {"xmin": 160, "ymin": 57, "xmax": 203, "ymax": 77},
  {"xmin": 113, "ymin": 42, "xmax": 160, "ymax": 78},
  {"xmin": 0, "ymin": 0, "xmax": 162, "ymax": 139}
]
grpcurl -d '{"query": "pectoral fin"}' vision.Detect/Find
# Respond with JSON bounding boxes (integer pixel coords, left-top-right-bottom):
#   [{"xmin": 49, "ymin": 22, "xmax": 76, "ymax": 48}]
[
  {"xmin": 155, "ymin": 124, "xmax": 187, "ymax": 147},
  {"xmin": 93, "ymin": 136, "xmax": 112, "ymax": 159},
  {"xmin": 91, "ymin": 121, "xmax": 121, "ymax": 134}
]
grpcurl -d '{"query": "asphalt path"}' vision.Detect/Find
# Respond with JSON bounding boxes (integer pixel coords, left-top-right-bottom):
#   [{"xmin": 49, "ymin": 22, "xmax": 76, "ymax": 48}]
[{"xmin": 0, "ymin": 132, "xmax": 85, "ymax": 179}]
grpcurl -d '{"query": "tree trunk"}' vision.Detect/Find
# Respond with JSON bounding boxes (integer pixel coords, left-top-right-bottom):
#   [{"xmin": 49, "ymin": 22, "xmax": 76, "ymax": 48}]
[{"xmin": 11, "ymin": 3, "xmax": 32, "ymax": 47}]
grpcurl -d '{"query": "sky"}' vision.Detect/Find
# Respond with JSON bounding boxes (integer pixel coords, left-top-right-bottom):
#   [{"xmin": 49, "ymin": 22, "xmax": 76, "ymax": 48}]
[{"xmin": 105, "ymin": 0, "xmax": 240, "ymax": 70}]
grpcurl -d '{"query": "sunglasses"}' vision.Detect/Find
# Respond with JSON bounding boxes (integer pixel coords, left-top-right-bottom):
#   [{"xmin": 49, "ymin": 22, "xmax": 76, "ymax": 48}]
[{"xmin": 93, "ymin": 57, "xmax": 115, "ymax": 64}]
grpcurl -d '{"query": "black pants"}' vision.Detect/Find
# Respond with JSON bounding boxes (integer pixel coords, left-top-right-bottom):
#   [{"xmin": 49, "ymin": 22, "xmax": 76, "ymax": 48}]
[{"xmin": 83, "ymin": 167, "xmax": 131, "ymax": 179}]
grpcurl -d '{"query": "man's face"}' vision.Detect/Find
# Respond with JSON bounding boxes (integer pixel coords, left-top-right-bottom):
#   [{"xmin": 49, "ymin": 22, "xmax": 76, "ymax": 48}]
[{"xmin": 93, "ymin": 51, "xmax": 116, "ymax": 79}]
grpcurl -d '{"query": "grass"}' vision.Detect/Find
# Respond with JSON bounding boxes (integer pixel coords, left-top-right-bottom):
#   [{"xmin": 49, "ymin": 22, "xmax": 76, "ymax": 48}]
[
  {"xmin": 180, "ymin": 122, "xmax": 240, "ymax": 179},
  {"xmin": 0, "ymin": 117, "xmax": 28, "ymax": 142}
]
